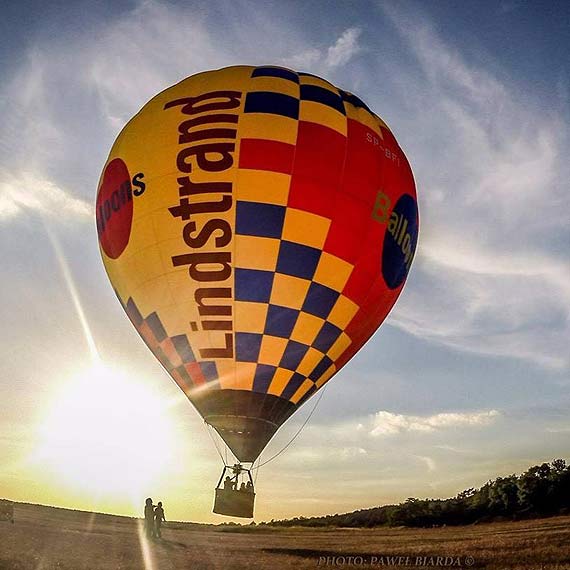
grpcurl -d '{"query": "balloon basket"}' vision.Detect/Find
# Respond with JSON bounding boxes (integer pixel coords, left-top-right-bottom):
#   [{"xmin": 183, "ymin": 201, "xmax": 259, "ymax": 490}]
[{"xmin": 213, "ymin": 464, "xmax": 255, "ymax": 518}]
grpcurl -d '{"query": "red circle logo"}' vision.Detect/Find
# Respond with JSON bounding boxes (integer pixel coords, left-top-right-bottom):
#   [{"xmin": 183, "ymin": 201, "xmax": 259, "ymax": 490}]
[{"xmin": 96, "ymin": 158, "xmax": 133, "ymax": 259}]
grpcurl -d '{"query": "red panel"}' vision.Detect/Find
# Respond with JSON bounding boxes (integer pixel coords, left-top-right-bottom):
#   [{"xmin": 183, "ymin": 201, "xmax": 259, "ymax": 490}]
[
  {"xmin": 323, "ymin": 193, "xmax": 369, "ymax": 264},
  {"xmin": 138, "ymin": 321, "xmax": 158, "ymax": 349},
  {"xmin": 342, "ymin": 219, "xmax": 384, "ymax": 302},
  {"xmin": 159, "ymin": 337, "xmax": 183, "ymax": 368},
  {"xmin": 288, "ymin": 121, "xmax": 346, "ymax": 218},
  {"xmin": 185, "ymin": 362, "xmax": 206, "ymax": 386},
  {"xmin": 239, "ymin": 138, "xmax": 295, "ymax": 175},
  {"xmin": 342, "ymin": 119, "xmax": 383, "ymax": 207}
]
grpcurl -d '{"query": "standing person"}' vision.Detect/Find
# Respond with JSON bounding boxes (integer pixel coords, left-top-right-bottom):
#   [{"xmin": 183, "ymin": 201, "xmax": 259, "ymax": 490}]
[
  {"xmin": 154, "ymin": 501, "xmax": 166, "ymax": 539},
  {"xmin": 144, "ymin": 498, "xmax": 155, "ymax": 539}
]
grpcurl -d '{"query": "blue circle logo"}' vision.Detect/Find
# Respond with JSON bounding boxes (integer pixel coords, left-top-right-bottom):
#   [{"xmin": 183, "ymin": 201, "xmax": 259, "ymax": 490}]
[{"xmin": 382, "ymin": 194, "xmax": 418, "ymax": 290}]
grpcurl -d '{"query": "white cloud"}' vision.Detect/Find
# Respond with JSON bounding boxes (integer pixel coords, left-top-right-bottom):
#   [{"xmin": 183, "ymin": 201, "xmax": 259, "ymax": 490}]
[
  {"xmin": 282, "ymin": 27, "xmax": 362, "ymax": 71},
  {"xmin": 0, "ymin": 172, "xmax": 92, "ymax": 221},
  {"xmin": 370, "ymin": 409, "xmax": 500, "ymax": 436},
  {"xmin": 325, "ymin": 27, "xmax": 362, "ymax": 68}
]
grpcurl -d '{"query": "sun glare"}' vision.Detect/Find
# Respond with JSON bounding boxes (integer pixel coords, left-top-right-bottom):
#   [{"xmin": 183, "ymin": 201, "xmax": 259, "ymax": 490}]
[{"xmin": 35, "ymin": 363, "xmax": 176, "ymax": 501}]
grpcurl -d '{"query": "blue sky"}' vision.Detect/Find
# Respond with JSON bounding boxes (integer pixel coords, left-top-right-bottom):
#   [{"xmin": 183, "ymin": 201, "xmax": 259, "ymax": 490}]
[{"xmin": 0, "ymin": 0, "xmax": 568, "ymax": 522}]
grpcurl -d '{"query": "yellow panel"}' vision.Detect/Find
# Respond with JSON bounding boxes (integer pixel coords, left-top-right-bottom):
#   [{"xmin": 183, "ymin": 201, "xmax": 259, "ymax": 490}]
[
  {"xmin": 282, "ymin": 208, "xmax": 331, "ymax": 250},
  {"xmin": 258, "ymin": 335, "xmax": 288, "ymax": 366},
  {"xmin": 297, "ymin": 347, "xmax": 324, "ymax": 377},
  {"xmin": 236, "ymin": 170, "xmax": 290, "ymax": 206},
  {"xmin": 234, "ymin": 235, "xmax": 280, "ymax": 271},
  {"xmin": 328, "ymin": 332, "xmax": 352, "ymax": 361},
  {"xmin": 234, "ymin": 301, "xmax": 268, "ymax": 334},
  {"xmin": 300, "ymin": 100, "xmax": 347, "ymax": 136},
  {"xmin": 290, "ymin": 312, "xmax": 325, "ymax": 346},
  {"xmin": 315, "ymin": 364, "xmax": 336, "ymax": 388},
  {"xmin": 216, "ymin": 360, "xmax": 236, "ymax": 390},
  {"xmin": 247, "ymin": 76, "xmax": 299, "ymax": 98},
  {"xmin": 290, "ymin": 379, "xmax": 314, "ymax": 404},
  {"xmin": 270, "ymin": 273, "xmax": 311, "ymax": 310},
  {"xmin": 133, "ymin": 245, "xmax": 168, "ymax": 283},
  {"xmin": 328, "ymin": 295, "xmax": 359, "ymax": 329},
  {"xmin": 233, "ymin": 362, "xmax": 257, "ymax": 391},
  {"xmin": 239, "ymin": 113, "xmax": 298, "ymax": 145},
  {"xmin": 268, "ymin": 367, "xmax": 294, "ymax": 396},
  {"xmin": 313, "ymin": 252, "xmax": 354, "ymax": 292},
  {"xmin": 132, "ymin": 276, "xmax": 176, "ymax": 317}
]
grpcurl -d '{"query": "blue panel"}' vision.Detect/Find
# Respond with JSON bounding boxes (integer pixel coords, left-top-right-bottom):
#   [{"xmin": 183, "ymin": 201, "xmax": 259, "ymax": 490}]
[
  {"xmin": 312, "ymin": 321, "xmax": 342, "ymax": 353},
  {"xmin": 171, "ymin": 334, "xmax": 196, "ymax": 363},
  {"xmin": 300, "ymin": 84, "xmax": 345, "ymax": 115},
  {"xmin": 235, "ymin": 268, "xmax": 274, "ymax": 303},
  {"xmin": 236, "ymin": 201, "xmax": 286, "ymax": 239},
  {"xmin": 126, "ymin": 298, "xmax": 143, "ymax": 326},
  {"xmin": 339, "ymin": 89, "xmax": 371, "ymax": 113},
  {"xmin": 309, "ymin": 355, "xmax": 333, "ymax": 382},
  {"xmin": 279, "ymin": 340, "xmax": 310, "ymax": 371},
  {"xmin": 244, "ymin": 91, "xmax": 299, "ymax": 120},
  {"xmin": 276, "ymin": 240, "xmax": 321, "ymax": 280},
  {"xmin": 201, "ymin": 361, "xmax": 218, "ymax": 382},
  {"xmin": 146, "ymin": 312, "xmax": 167, "ymax": 342},
  {"xmin": 252, "ymin": 66, "xmax": 299, "ymax": 83},
  {"xmin": 174, "ymin": 364, "xmax": 193, "ymax": 385},
  {"xmin": 264, "ymin": 304, "xmax": 299, "ymax": 338},
  {"xmin": 281, "ymin": 372, "xmax": 307, "ymax": 400},
  {"xmin": 302, "ymin": 282, "xmax": 339, "ymax": 319},
  {"xmin": 235, "ymin": 332, "xmax": 263, "ymax": 362},
  {"xmin": 253, "ymin": 364, "xmax": 276, "ymax": 393}
]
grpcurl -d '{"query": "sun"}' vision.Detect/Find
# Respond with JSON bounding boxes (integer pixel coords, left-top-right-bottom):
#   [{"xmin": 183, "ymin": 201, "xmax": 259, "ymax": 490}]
[{"xmin": 34, "ymin": 362, "xmax": 176, "ymax": 501}]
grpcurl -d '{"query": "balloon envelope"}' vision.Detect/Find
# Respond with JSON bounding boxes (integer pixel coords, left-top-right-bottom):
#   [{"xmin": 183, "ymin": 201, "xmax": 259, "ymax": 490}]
[{"xmin": 96, "ymin": 65, "xmax": 418, "ymax": 462}]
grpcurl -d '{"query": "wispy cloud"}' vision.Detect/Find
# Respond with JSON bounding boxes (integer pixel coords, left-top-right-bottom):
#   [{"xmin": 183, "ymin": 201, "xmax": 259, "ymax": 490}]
[
  {"xmin": 325, "ymin": 27, "xmax": 362, "ymax": 68},
  {"xmin": 370, "ymin": 409, "xmax": 500, "ymax": 436},
  {"xmin": 282, "ymin": 27, "xmax": 362, "ymax": 71},
  {"xmin": 0, "ymin": 172, "xmax": 92, "ymax": 221},
  {"xmin": 378, "ymin": 4, "xmax": 570, "ymax": 370}
]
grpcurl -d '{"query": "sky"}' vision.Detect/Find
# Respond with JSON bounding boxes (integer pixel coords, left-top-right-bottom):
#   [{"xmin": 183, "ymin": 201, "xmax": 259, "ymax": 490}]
[{"xmin": 0, "ymin": 0, "xmax": 569, "ymax": 524}]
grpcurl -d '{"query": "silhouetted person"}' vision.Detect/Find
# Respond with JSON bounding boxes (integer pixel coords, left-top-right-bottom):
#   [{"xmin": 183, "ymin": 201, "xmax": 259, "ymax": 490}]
[
  {"xmin": 223, "ymin": 475, "xmax": 234, "ymax": 490},
  {"xmin": 246, "ymin": 481, "xmax": 254, "ymax": 493},
  {"xmin": 239, "ymin": 482, "xmax": 247, "ymax": 492},
  {"xmin": 154, "ymin": 501, "xmax": 166, "ymax": 538},
  {"xmin": 144, "ymin": 498, "xmax": 155, "ymax": 538}
]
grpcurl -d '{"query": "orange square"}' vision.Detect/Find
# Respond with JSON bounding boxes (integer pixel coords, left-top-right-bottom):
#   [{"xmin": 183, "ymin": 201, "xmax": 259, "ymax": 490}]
[
  {"xmin": 268, "ymin": 368, "xmax": 294, "ymax": 397},
  {"xmin": 258, "ymin": 335, "xmax": 288, "ymax": 366},
  {"xmin": 234, "ymin": 301, "xmax": 268, "ymax": 334},
  {"xmin": 327, "ymin": 295, "xmax": 359, "ymax": 329},
  {"xmin": 270, "ymin": 273, "xmax": 311, "ymax": 309},
  {"xmin": 313, "ymin": 252, "xmax": 354, "ymax": 292},
  {"xmin": 291, "ymin": 312, "xmax": 325, "ymax": 346},
  {"xmin": 282, "ymin": 208, "xmax": 331, "ymax": 249},
  {"xmin": 235, "ymin": 235, "xmax": 280, "ymax": 271},
  {"xmin": 297, "ymin": 347, "xmax": 325, "ymax": 377}
]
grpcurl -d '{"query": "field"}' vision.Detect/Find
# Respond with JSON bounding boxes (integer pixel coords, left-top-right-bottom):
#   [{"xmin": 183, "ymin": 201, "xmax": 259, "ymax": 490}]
[{"xmin": 0, "ymin": 502, "xmax": 569, "ymax": 570}]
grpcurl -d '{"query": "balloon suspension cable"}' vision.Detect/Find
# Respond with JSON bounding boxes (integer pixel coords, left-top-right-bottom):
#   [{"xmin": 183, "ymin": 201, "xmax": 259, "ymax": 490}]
[
  {"xmin": 255, "ymin": 384, "xmax": 328, "ymax": 469},
  {"xmin": 204, "ymin": 421, "xmax": 228, "ymax": 466}
]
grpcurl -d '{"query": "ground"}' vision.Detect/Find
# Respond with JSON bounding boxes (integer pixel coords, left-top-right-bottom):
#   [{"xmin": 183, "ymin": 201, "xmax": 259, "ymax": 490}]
[{"xmin": 0, "ymin": 503, "xmax": 569, "ymax": 570}]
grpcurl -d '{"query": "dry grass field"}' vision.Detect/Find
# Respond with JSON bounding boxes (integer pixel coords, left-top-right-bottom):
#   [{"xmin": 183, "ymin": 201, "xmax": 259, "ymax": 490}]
[{"xmin": 0, "ymin": 502, "xmax": 568, "ymax": 570}]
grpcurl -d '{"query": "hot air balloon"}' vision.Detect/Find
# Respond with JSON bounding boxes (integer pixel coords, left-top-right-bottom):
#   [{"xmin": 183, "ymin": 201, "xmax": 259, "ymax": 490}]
[{"xmin": 96, "ymin": 65, "xmax": 418, "ymax": 518}]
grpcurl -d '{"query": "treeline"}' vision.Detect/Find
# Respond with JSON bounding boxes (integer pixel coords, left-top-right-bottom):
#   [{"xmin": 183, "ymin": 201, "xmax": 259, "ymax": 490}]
[{"xmin": 263, "ymin": 459, "xmax": 570, "ymax": 528}]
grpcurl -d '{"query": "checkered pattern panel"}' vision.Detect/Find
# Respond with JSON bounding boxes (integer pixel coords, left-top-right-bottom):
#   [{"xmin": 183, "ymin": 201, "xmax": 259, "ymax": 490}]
[
  {"xmin": 232, "ymin": 66, "xmax": 370, "ymax": 405},
  {"xmin": 122, "ymin": 296, "xmax": 219, "ymax": 394}
]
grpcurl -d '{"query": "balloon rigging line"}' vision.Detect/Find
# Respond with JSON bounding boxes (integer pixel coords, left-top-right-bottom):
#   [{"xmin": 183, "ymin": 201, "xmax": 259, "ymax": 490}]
[
  {"xmin": 255, "ymin": 385, "xmax": 328, "ymax": 469},
  {"xmin": 204, "ymin": 422, "xmax": 227, "ymax": 466}
]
